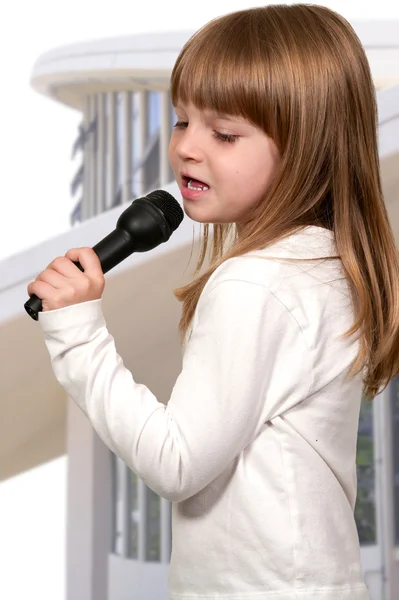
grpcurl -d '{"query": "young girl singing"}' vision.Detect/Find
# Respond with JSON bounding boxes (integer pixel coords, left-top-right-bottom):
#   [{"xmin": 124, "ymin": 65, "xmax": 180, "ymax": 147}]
[{"xmin": 29, "ymin": 4, "xmax": 399, "ymax": 599}]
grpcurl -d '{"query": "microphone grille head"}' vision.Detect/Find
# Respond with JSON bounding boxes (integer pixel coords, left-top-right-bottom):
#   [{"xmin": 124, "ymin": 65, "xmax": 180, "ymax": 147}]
[{"xmin": 147, "ymin": 190, "xmax": 184, "ymax": 232}]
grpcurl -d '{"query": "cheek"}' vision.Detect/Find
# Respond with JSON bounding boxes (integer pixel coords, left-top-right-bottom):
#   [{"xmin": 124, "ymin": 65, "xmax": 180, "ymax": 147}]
[
  {"xmin": 168, "ymin": 132, "xmax": 179, "ymax": 158},
  {"xmin": 244, "ymin": 148, "xmax": 280, "ymax": 192},
  {"xmin": 168, "ymin": 140, "xmax": 174, "ymax": 164},
  {"xmin": 168, "ymin": 143, "xmax": 179, "ymax": 178},
  {"xmin": 229, "ymin": 159, "xmax": 279, "ymax": 209}
]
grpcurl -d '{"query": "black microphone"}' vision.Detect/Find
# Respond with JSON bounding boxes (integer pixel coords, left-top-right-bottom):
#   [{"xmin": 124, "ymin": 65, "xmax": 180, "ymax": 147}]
[{"xmin": 24, "ymin": 189, "xmax": 184, "ymax": 321}]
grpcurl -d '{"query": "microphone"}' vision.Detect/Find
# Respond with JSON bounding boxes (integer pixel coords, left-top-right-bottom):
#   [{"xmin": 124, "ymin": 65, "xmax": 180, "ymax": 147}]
[{"xmin": 24, "ymin": 189, "xmax": 184, "ymax": 321}]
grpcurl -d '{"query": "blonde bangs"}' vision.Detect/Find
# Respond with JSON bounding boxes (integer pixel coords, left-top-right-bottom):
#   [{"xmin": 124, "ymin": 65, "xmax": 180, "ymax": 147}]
[{"xmin": 170, "ymin": 14, "xmax": 274, "ymax": 134}]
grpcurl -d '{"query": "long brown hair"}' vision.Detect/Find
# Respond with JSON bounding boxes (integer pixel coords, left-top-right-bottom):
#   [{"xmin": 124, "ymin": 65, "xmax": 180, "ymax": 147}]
[{"xmin": 170, "ymin": 4, "xmax": 399, "ymax": 399}]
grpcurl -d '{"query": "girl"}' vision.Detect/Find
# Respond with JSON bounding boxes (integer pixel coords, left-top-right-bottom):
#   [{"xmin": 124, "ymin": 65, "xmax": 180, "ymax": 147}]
[{"xmin": 28, "ymin": 4, "xmax": 399, "ymax": 600}]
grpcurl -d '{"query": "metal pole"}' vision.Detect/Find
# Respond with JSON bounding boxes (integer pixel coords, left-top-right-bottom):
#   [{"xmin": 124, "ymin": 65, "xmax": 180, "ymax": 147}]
[
  {"xmin": 375, "ymin": 385, "xmax": 397, "ymax": 599},
  {"xmin": 107, "ymin": 92, "xmax": 117, "ymax": 209},
  {"xmin": 122, "ymin": 92, "xmax": 132, "ymax": 205},
  {"xmin": 96, "ymin": 94, "xmax": 105, "ymax": 214}
]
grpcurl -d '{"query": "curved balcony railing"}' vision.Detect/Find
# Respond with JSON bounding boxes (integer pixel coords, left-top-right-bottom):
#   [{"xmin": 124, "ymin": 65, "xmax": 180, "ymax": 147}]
[{"xmin": 69, "ymin": 90, "xmax": 176, "ymax": 225}]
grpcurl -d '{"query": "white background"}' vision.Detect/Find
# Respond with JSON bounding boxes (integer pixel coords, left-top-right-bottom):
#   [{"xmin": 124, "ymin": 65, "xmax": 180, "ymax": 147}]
[{"xmin": 0, "ymin": 1, "xmax": 398, "ymax": 599}]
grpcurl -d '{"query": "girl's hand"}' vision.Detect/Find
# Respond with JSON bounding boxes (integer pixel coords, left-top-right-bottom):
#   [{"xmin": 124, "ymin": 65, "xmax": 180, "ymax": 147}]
[{"xmin": 27, "ymin": 247, "xmax": 105, "ymax": 312}]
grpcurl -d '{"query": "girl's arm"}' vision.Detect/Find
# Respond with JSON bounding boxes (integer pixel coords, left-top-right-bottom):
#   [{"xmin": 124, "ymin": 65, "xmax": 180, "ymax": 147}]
[{"xmin": 39, "ymin": 278, "xmax": 312, "ymax": 502}]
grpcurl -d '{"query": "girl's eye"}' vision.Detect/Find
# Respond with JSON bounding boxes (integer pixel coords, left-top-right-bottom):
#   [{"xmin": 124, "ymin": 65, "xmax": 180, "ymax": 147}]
[
  {"xmin": 173, "ymin": 121, "xmax": 239, "ymax": 144},
  {"xmin": 213, "ymin": 131, "xmax": 239, "ymax": 144},
  {"xmin": 173, "ymin": 120, "xmax": 188, "ymax": 129}
]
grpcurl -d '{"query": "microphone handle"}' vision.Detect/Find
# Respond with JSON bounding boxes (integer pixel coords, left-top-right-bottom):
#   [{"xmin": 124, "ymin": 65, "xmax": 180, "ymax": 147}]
[{"xmin": 24, "ymin": 229, "xmax": 130, "ymax": 321}]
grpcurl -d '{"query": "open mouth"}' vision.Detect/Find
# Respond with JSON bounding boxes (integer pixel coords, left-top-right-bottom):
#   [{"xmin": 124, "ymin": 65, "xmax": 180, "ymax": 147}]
[{"xmin": 182, "ymin": 176, "xmax": 210, "ymax": 191}]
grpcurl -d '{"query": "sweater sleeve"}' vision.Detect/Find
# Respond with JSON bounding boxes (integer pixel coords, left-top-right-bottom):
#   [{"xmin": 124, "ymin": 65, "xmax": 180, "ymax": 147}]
[{"xmin": 38, "ymin": 277, "xmax": 313, "ymax": 502}]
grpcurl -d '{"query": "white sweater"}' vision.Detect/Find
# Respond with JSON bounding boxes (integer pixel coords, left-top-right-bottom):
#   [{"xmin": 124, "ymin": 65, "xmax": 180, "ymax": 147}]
[{"xmin": 39, "ymin": 226, "xmax": 370, "ymax": 600}]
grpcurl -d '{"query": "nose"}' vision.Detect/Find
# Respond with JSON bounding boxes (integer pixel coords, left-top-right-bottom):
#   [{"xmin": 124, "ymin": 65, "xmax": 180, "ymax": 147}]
[{"xmin": 172, "ymin": 126, "xmax": 204, "ymax": 163}]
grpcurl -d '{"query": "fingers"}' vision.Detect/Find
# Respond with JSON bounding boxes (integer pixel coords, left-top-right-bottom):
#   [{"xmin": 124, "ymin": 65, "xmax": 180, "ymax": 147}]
[
  {"xmin": 36, "ymin": 267, "xmax": 70, "ymax": 290},
  {"xmin": 44, "ymin": 256, "xmax": 82, "ymax": 280},
  {"xmin": 26, "ymin": 247, "xmax": 105, "ymax": 311},
  {"xmin": 65, "ymin": 247, "xmax": 103, "ymax": 278},
  {"xmin": 27, "ymin": 279, "xmax": 58, "ymax": 300}
]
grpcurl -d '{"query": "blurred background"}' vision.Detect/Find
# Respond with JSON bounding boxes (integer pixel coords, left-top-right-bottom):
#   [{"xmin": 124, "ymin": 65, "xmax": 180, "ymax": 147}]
[{"xmin": 0, "ymin": 1, "xmax": 398, "ymax": 599}]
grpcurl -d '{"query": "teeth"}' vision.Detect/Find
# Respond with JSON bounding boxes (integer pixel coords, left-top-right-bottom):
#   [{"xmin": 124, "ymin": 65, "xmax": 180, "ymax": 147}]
[{"xmin": 188, "ymin": 179, "xmax": 209, "ymax": 191}]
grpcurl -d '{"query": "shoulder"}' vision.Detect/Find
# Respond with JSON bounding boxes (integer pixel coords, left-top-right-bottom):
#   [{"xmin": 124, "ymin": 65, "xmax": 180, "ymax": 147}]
[
  {"xmin": 195, "ymin": 255, "xmax": 289, "ymax": 326},
  {"xmin": 204, "ymin": 226, "xmax": 338, "ymax": 294},
  {"xmin": 189, "ymin": 256, "xmax": 314, "ymax": 381},
  {"xmin": 195, "ymin": 251, "xmax": 346, "ymax": 337},
  {"xmin": 204, "ymin": 254, "xmax": 283, "ymax": 296}
]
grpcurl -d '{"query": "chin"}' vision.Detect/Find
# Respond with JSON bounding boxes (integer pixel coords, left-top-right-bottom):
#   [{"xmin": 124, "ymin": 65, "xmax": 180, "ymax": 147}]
[
  {"xmin": 185, "ymin": 214, "xmax": 228, "ymax": 225},
  {"xmin": 182, "ymin": 204, "xmax": 208, "ymax": 223},
  {"xmin": 183, "ymin": 206, "xmax": 230, "ymax": 225}
]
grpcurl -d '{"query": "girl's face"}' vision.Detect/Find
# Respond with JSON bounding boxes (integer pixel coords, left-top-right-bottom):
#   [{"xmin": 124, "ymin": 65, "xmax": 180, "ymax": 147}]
[{"xmin": 168, "ymin": 102, "xmax": 280, "ymax": 224}]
